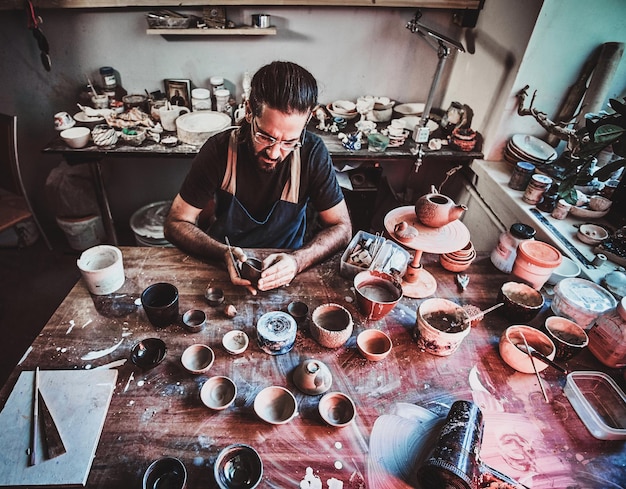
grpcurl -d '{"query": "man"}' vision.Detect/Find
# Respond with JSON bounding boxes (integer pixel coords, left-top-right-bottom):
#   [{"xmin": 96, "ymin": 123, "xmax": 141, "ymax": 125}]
[{"xmin": 164, "ymin": 61, "xmax": 352, "ymax": 294}]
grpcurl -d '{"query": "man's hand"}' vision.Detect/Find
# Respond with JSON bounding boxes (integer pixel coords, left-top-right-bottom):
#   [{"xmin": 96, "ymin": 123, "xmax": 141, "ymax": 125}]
[
  {"xmin": 257, "ymin": 253, "xmax": 299, "ymax": 291},
  {"xmin": 224, "ymin": 246, "xmax": 257, "ymax": 295}
]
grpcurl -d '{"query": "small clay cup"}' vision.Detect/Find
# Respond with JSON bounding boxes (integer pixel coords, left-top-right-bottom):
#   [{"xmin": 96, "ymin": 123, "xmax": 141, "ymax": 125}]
[
  {"xmin": 357, "ymin": 329, "xmax": 393, "ymax": 361},
  {"xmin": 214, "ymin": 444, "xmax": 263, "ymax": 489},
  {"xmin": 499, "ymin": 281, "xmax": 545, "ymax": 322},
  {"xmin": 143, "ymin": 457, "xmax": 187, "ymax": 489},
  {"xmin": 253, "ymin": 386, "xmax": 298, "ymax": 425},
  {"xmin": 318, "ymin": 391, "xmax": 356, "ymax": 427},
  {"xmin": 200, "ymin": 376, "xmax": 237, "ymax": 411},
  {"xmin": 354, "ymin": 270, "xmax": 403, "ymax": 320},
  {"xmin": 310, "ymin": 303, "xmax": 353, "ymax": 349},
  {"xmin": 544, "ymin": 316, "xmax": 589, "ymax": 361},
  {"xmin": 240, "ymin": 258, "xmax": 263, "ymax": 285},
  {"xmin": 180, "ymin": 344, "xmax": 214, "ymax": 374},
  {"xmin": 141, "ymin": 282, "xmax": 179, "ymax": 328}
]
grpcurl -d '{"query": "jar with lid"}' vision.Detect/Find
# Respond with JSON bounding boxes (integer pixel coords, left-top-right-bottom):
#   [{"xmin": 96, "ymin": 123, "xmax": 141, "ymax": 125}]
[
  {"xmin": 210, "ymin": 76, "xmax": 225, "ymax": 95},
  {"xmin": 587, "ymin": 297, "xmax": 626, "ymax": 368},
  {"xmin": 490, "ymin": 223, "xmax": 536, "ymax": 274},
  {"xmin": 99, "ymin": 66, "xmax": 117, "ymax": 90},
  {"xmin": 191, "ymin": 88, "xmax": 212, "ymax": 111},
  {"xmin": 522, "ymin": 174, "xmax": 553, "ymax": 205},
  {"xmin": 508, "ymin": 161, "xmax": 535, "ymax": 190}
]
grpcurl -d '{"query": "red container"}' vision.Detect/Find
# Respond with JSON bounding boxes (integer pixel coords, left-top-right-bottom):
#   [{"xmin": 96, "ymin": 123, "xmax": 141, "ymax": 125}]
[{"xmin": 512, "ymin": 240, "xmax": 562, "ymax": 289}]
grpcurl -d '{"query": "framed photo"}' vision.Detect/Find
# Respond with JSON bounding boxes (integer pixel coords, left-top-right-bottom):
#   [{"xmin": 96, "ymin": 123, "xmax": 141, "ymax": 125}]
[{"xmin": 164, "ymin": 79, "xmax": 191, "ymax": 109}]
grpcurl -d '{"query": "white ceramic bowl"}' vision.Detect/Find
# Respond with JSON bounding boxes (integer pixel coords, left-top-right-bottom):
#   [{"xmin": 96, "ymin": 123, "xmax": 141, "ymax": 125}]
[
  {"xmin": 60, "ymin": 126, "xmax": 90, "ymax": 148},
  {"xmin": 547, "ymin": 256, "xmax": 581, "ymax": 285},
  {"xmin": 222, "ymin": 330, "xmax": 249, "ymax": 355}
]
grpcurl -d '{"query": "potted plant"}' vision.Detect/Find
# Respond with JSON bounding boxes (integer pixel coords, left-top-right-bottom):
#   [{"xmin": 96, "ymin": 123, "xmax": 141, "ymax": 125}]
[{"xmin": 516, "ymin": 87, "xmax": 625, "ymax": 204}]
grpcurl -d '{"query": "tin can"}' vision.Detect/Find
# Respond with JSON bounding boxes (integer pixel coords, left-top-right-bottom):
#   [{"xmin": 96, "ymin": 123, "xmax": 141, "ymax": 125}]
[
  {"xmin": 522, "ymin": 174, "xmax": 553, "ymax": 205},
  {"xmin": 508, "ymin": 161, "xmax": 535, "ymax": 190}
]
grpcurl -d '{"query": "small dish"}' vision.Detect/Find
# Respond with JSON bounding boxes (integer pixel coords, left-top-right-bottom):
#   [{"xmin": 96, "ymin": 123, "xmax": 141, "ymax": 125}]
[
  {"xmin": 547, "ymin": 256, "xmax": 581, "ymax": 285},
  {"xmin": 131, "ymin": 338, "xmax": 167, "ymax": 369},
  {"xmin": 577, "ymin": 224, "xmax": 609, "ymax": 245},
  {"xmin": 143, "ymin": 457, "xmax": 187, "ymax": 489},
  {"xmin": 214, "ymin": 444, "xmax": 263, "ymax": 489},
  {"xmin": 205, "ymin": 286, "xmax": 225, "ymax": 306},
  {"xmin": 222, "ymin": 330, "xmax": 249, "ymax": 355},
  {"xmin": 544, "ymin": 316, "xmax": 589, "ymax": 360},
  {"xmin": 180, "ymin": 344, "xmax": 214, "ymax": 374},
  {"xmin": 357, "ymin": 329, "xmax": 392, "ymax": 361},
  {"xmin": 253, "ymin": 386, "xmax": 298, "ymax": 425},
  {"xmin": 182, "ymin": 309, "xmax": 206, "ymax": 333},
  {"xmin": 589, "ymin": 195, "xmax": 612, "ymax": 212},
  {"xmin": 200, "ymin": 376, "xmax": 237, "ymax": 411},
  {"xmin": 318, "ymin": 391, "xmax": 356, "ymax": 427}
]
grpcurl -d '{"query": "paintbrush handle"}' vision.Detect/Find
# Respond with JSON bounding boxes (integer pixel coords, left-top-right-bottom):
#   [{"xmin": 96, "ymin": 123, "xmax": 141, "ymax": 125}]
[
  {"xmin": 29, "ymin": 367, "xmax": 39, "ymax": 466},
  {"xmin": 520, "ymin": 333, "xmax": 549, "ymax": 403}
]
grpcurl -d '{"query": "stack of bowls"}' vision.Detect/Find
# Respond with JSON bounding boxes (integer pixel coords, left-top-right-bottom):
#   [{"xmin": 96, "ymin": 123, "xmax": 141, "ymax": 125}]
[
  {"xmin": 440, "ymin": 241, "xmax": 476, "ymax": 272},
  {"xmin": 504, "ymin": 133, "xmax": 557, "ymax": 166},
  {"xmin": 367, "ymin": 97, "xmax": 395, "ymax": 122},
  {"xmin": 327, "ymin": 100, "xmax": 358, "ymax": 120}
]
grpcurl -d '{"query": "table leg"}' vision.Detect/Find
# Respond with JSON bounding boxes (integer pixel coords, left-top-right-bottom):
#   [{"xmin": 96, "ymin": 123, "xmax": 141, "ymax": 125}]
[{"xmin": 88, "ymin": 161, "xmax": 118, "ymax": 246}]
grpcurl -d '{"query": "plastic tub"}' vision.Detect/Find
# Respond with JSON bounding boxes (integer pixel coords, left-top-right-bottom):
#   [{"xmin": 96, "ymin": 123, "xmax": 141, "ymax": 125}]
[
  {"xmin": 552, "ymin": 278, "xmax": 617, "ymax": 329},
  {"xmin": 564, "ymin": 371, "xmax": 626, "ymax": 440},
  {"xmin": 512, "ymin": 240, "xmax": 562, "ymax": 290}
]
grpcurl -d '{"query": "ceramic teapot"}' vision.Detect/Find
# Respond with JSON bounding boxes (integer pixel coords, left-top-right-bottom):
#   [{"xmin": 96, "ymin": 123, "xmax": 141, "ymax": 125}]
[
  {"xmin": 293, "ymin": 359, "xmax": 333, "ymax": 395},
  {"xmin": 414, "ymin": 185, "xmax": 467, "ymax": 228}
]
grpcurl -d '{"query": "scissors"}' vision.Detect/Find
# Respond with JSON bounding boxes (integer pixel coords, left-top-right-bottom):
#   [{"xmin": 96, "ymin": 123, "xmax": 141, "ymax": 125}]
[{"xmin": 27, "ymin": 0, "xmax": 51, "ymax": 71}]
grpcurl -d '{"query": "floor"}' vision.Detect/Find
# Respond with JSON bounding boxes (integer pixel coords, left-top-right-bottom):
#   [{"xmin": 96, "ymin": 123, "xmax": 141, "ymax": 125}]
[{"xmin": 0, "ymin": 227, "xmax": 112, "ymax": 389}]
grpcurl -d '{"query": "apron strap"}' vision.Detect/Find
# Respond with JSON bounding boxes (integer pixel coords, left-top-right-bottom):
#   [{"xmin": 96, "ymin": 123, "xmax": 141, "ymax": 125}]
[{"xmin": 280, "ymin": 149, "xmax": 301, "ymax": 204}]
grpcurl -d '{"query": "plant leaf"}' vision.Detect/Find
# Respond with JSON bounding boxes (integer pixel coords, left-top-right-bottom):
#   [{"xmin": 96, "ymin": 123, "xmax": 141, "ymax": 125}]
[
  {"xmin": 593, "ymin": 157, "xmax": 626, "ymax": 181},
  {"xmin": 609, "ymin": 98, "xmax": 626, "ymax": 116}
]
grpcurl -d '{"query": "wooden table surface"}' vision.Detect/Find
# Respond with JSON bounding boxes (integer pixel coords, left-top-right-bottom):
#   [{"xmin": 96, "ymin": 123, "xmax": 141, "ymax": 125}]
[{"xmin": 1, "ymin": 247, "xmax": 625, "ymax": 488}]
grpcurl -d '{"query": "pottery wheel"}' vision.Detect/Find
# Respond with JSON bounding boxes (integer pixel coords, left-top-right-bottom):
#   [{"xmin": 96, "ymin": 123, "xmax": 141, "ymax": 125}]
[{"xmin": 384, "ymin": 206, "xmax": 470, "ymax": 254}]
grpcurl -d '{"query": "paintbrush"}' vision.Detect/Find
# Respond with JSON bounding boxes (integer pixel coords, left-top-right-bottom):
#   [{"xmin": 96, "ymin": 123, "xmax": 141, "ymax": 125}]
[
  {"xmin": 225, "ymin": 236, "xmax": 241, "ymax": 278},
  {"xmin": 463, "ymin": 302, "xmax": 504, "ymax": 324},
  {"xmin": 29, "ymin": 367, "xmax": 39, "ymax": 466},
  {"xmin": 519, "ymin": 331, "xmax": 549, "ymax": 403}
]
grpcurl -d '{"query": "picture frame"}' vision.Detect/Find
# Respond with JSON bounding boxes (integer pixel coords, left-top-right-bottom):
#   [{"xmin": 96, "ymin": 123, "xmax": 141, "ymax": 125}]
[{"xmin": 164, "ymin": 79, "xmax": 191, "ymax": 109}]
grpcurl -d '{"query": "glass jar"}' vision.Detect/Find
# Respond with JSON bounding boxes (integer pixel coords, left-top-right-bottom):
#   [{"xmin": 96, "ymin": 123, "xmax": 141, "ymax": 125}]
[
  {"xmin": 191, "ymin": 88, "xmax": 212, "ymax": 111},
  {"xmin": 587, "ymin": 298, "xmax": 626, "ymax": 368},
  {"xmin": 508, "ymin": 161, "xmax": 535, "ymax": 190},
  {"xmin": 490, "ymin": 223, "xmax": 536, "ymax": 274},
  {"xmin": 99, "ymin": 66, "xmax": 117, "ymax": 90},
  {"xmin": 522, "ymin": 174, "xmax": 553, "ymax": 205}
]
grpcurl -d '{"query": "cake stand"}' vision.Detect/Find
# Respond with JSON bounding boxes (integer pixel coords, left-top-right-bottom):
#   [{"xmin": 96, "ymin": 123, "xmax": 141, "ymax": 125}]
[{"xmin": 384, "ymin": 206, "xmax": 470, "ymax": 298}]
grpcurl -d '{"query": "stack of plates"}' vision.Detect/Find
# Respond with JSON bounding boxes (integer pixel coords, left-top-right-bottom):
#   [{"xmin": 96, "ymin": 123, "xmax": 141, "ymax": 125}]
[
  {"xmin": 504, "ymin": 134, "xmax": 557, "ymax": 166},
  {"xmin": 130, "ymin": 200, "xmax": 173, "ymax": 247}
]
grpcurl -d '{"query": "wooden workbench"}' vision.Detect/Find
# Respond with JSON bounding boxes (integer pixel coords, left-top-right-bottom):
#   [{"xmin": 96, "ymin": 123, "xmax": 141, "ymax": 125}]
[{"xmin": 0, "ymin": 247, "xmax": 624, "ymax": 488}]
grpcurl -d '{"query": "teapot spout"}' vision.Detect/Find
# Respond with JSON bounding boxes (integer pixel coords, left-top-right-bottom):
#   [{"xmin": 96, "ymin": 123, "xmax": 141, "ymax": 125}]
[{"xmin": 450, "ymin": 204, "xmax": 468, "ymax": 222}]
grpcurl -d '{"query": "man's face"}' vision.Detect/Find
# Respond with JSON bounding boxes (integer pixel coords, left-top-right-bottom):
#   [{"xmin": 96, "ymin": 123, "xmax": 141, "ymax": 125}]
[{"xmin": 249, "ymin": 106, "xmax": 309, "ymax": 173}]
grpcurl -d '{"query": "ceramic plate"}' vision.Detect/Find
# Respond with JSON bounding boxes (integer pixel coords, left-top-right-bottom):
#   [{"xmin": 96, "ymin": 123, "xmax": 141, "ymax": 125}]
[
  {"xmin": 510, "ymin": 134, "xmax": 557, "ymax": 162},
  {"xmin": 398, "ymin": 117, "xmax": 438, "ymax": 133},
  {"xmin": 568, "ymin": 206, "xmax": 610, "ymax": 219},
  {"xmin": 73, "ymin": 112, "xmax": 104, "ymax": 123},
  {"xmin": 394, "ymin": 102, "xmax": 425, "ymax": 116}
]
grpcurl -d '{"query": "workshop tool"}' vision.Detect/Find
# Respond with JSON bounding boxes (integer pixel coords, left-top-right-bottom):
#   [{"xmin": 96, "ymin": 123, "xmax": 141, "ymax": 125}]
[
  {"xmin": 417, "ymin": 400, "xmax": 529, "ymax": 489},
  {"xmin": 26, "ymin": 1, "xmax": 51, "ymax": 71},
  {"xmin": 520, "ymin": 331, "xmax": 550, "ymax": 403},
  {"xmin": 516, "ymin": 343, "xmax": 568, "ymax": 374},
  {"xmin": 39, "ymin": 392, "xmax": 67, "ymax": 459},
  {"xmin": 28, "ymin": 367, "xmax": 39, "ymax": 466},
  {"xmin": 225, "ymin": 236, "xmax": 241, "ymax": 278}
]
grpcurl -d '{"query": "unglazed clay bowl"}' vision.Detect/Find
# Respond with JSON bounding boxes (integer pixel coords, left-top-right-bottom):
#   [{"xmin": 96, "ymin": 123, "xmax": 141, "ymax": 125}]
[
  {"xmin": 253, "ymin": 386, "xmax": 298, "ymax": 425},
  {"xmin": 577, "ymin": 224, "xmax": 609, "ymax": 246},
  {"xmin": 544, "ymin": 316, "xmax": 589, "ymax": 361},
  {"xmin": 180, "ymin": 344, "xmax": 214, "ymax": 374},
  {"xmin": 222, "ymin": 330, "xmax": 249, "ymax": 355},
  {"xmin": 499, "ymin": 325, "xmax": 556, "ymax": 373},
  {"xmin": 182, "ymin": 308, "xmax": 206, "ymax": 333},
  {"xmin": 499, "ymin": 281, "xmax": 545, "ymax": 322},
  {"xmin": 415, "ymin": 298, "xmax": 470, "ymax": 356},
  {"xmin": 318, "ymin": 391, "xmax": 356, "ymax": 427},
  {"xmin": 214, "ymin": 444, "xmax": 263, "ymax": 489},
  {"xmin": 356, "ymin": 329, "xmax": 392, "ymax": 361},
  {"xmin": 310, "ymin": 303, "xmax": 353, "ymax": 349},
  {"xmin": 200, "ymin": 376, "xmax": 237, "ymax": 411},
  {"xmin": 547, "ymin": 256, "xmax": 581, "ymax": 285}
]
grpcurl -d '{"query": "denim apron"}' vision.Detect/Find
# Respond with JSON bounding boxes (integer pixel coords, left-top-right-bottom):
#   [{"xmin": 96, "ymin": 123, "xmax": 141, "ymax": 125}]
[{"xmin": 208, "ymin": 130, "xmax": 307, "ymax": 249}]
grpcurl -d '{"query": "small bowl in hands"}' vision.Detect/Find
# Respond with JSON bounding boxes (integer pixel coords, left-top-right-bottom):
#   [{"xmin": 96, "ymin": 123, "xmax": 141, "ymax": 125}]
[
  {"xmin": 222, "ymin": 330, "xmax": 249, "ymax": 355},
  {"xmin": 499, "ymin": 325, "xmax": 556, "ymax": 373},
  {"xmin": 544, "ymin": 316, "xmax": 589, "ymax": 361},
  {"xmin": 318, "ymin": 391, "xmax": 356, "ymax": 428},
  {"xmin": 131, "ymin": 338, "xmax": 167, "ymax": 370},
  {"xmin": 200, "ymin": 376, "xmax": 237, "ymax": 411},
  {"xmin": 310, "ymin": 303, "xmax": 353, "ymax": 349},
  {"xmin": 547, "ymin": 256, "xmax": 581, "ymax": 285},
  {"xmin": 253, "ymin": 386, "xmax": 298, "ymax": 425},
  {"xmin": 499, "ymin": 281, "xmax": 545, "ymax": 322},
  {"xmin": 577, "ymin": 224, "xmax": 609, "ymax": 245},
  {"xmin": 356, "ymin": 329, "xmax": 392, "ymax": 361},
  {"xmin": 181, "ymin": 344, "xmax": 214, "ymax": 374},
  {"xmin": 240, "ymin": 258, "xmax": 263, "ymax": 285},
  {"xmin": 214, "ymin": 444, "xmax": 263, "ymax": 489},
  {"xmin": 143, "ymin": 457, "xmax": 187, "ymax": 489},
  {"xmin": 61, "ymin": 126, "xmax": 90, "ymax": 148}
]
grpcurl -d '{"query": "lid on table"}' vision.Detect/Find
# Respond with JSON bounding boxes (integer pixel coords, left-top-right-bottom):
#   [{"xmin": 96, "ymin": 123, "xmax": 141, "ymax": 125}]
[
  {"xmin": 510, "ymin": 223, "xmax": 536, "ymax": 240},
  {"xmin": 554, "ymin": 278, "xmax": 617, "ymax": 312},
  {"xmin": 517, "ymin": 240, "xmax": 562, "ymax": 267}
]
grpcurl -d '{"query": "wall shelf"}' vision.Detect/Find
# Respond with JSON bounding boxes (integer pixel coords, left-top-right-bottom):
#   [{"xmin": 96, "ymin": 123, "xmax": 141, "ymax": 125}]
[{"xmin": 146, "ymin": 26, "xmax": 277, "ymax": 35}]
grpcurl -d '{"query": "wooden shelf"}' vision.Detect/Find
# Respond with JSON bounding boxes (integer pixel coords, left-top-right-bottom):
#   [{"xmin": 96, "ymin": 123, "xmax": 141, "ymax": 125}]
[{"xmin": 146, "ymin": 26, "xmax": 277, "ymax": 35}]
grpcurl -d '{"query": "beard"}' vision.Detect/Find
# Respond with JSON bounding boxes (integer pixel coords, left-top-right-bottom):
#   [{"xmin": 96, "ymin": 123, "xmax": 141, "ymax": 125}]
[{"xmin": 255, "ymin": 148, "xmax": 283, "ymax": 173}]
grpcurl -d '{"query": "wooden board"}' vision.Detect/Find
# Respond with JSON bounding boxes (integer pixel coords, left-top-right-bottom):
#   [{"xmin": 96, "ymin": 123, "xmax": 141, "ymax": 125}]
[{"xmin": 0, "ymin": 369, "xmax": 117, "ymax": 487}]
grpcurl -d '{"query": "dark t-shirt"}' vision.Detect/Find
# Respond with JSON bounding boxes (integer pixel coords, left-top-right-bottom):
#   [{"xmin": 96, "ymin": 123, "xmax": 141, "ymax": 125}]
[{"xmin": 179, "ymin": 127, "xmax": 343, "ymax": 222}]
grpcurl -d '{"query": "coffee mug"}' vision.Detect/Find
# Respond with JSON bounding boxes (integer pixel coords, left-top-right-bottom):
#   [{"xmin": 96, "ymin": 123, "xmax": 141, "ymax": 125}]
[
  {"xmin": 159, "ymin": 106, "xmax": 190, "ymax": 131},
  {"xmin": 54, "ymin": 111, "xmax": 75, "ymax": 131},
  {"xmin": 233, "ymin": 104, "xmax": 246, "ymax": 124},
  {"xmin": 141, "ymin": 282, "xmax": 179, "ymax": 328}
]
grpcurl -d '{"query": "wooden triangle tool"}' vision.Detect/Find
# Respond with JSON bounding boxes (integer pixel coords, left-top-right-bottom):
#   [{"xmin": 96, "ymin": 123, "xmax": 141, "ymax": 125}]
[{"xmin": 39, "ymin": 392, "xmax": 66, "ymax": 459}]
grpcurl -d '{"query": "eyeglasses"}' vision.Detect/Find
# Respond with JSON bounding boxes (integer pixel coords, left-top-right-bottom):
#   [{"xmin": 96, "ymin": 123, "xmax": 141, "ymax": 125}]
[{"xmin": 251, "ymin": 117, "xmax": 305, "ymax": 151}]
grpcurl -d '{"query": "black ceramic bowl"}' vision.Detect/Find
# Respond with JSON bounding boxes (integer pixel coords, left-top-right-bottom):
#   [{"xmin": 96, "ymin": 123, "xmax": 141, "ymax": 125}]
[
  {"xmin": 143, "ymin": 457, "xmax": 186, "ymax": 489},
  {"xmin": 131, "ymin": 338, "xmax": 167, "ymax": 369},
  {"xmin": 240, "ymin": 258, "xmax": 263, "ymax": 285},
  {"xmin": 214, "ymin": 443, "xmax": 263, "ymax": 489},
  {"xmin": 499, "ymin": 281, "xmax": 545, "ymax": 322}
]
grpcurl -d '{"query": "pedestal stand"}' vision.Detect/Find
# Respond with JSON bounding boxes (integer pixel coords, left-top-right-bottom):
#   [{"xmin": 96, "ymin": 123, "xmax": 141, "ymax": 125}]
[{"xmin": 384, "ymin": 206, "xmax": 470, "ymax": 298}]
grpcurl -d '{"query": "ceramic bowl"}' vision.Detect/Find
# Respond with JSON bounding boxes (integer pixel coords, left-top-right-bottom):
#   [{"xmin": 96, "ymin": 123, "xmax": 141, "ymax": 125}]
[
  {"xmin": 440, "ymin": 253, "xmax": 474, "ymax": 272},
  {"xmin": 287, "ymin": 301, "xmax": 309, "ymax": 322},
  {"xmin": 577, "ymin": 224, "xmax": 609, "ymax": 245},
  {"xmin": 499, "ymin": 281, "xmax": 545, "ymax": 322},
  {"xmin": 310, "ymin": 303, "xmax": 353, "ymax": 349},
  {"xmin": 205, "ymin": 286, "xmax": 225, "ymax": 306},
  {"xmin": 354, "ymin": 270, "xmax": 402, "ymax": 320},
  {"xmin": 327, "ymin": 102, "xmax": 358, "ymax": 120},
  {"xmin": 60, "ymin": 126, "xmax": 90, "ymax": 148},
  {"xmin": 182, "ymin": 309, "xmax": 206, "ymax": 333},
  {"xmin": 130, "ymin": 338, "xmax": 167, "ymax": 369},
  {"xmin": 499, "ymin": 325, "xmax": 556, "ymax": 373},
  {"xmin": 240, "ymin": 258, "xmax": 263, "ymax": 285},
  {"xmin": 357, "ymin": 329, "xmax": 392, "ymax": 361},
  {"xmin": 318, "ymin": 391, "xmax": 356, "ymax": 427},
  {"xmin": 415, "ymin": 298, "xmax": 471, "ymax": 356},
  {"xmin": 214, "ymin": 444, "xmax": 263, "ymax": 489},
  {"xmin": 143, "ymin": 457, "xmax": 187, "ymax": 489},
  {"xmin": 180, "ymin": 344, "xmax": 214, "ymax": 374},
  {"xmin": 547, "ymin": 256, "xmax": 581, "ymax": 285},
  {"xmin": 253, "ymin": 386, "xmax": 298, "ymax": 425},
  {"xmin": 200, "ymin": 376, "xmax": 237, "ymax": 411},
  {"xmin": 544, "ymin": 316, "xmax": 589, "ymax": 361},
  {"xmin": 589, "ymin": 195, "xmax": 612, "ymax": 212},
  {"xmin": 222, "ymin": 330, "xmax": 249, "ymax": 355}
]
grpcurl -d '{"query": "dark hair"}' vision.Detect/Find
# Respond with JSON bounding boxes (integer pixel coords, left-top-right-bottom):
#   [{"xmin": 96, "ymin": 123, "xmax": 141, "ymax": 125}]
[{"xmin": 249, "ymin": 61, "xmax": 318, "ymax": 117}]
